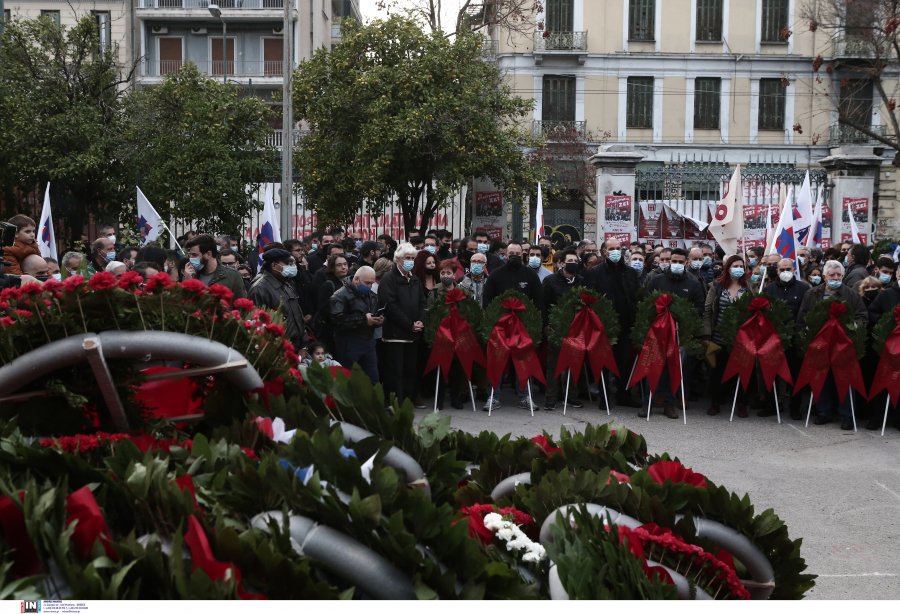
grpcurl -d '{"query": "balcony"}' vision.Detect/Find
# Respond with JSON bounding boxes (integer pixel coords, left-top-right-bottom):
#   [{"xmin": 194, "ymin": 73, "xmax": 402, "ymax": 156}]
[
  {"xmin": 140, "ymin": 59, "xmax": 284, "ymax": 81},
  {"xmin": 533, "ymin": 31, "xmax": 587, "ymax": 65},
  {"xmin": 831, "ymin": 36, "xmax": 881, "ymax": 63},
  {"xmin": 533, "ymin": 120, "xmax": 586, "ymax": 140},
  {"xmin": 829, "ymin": 123, "xmax": 885, "ymax": 145},
  {"xmin": 140, "ymin": 0, "xmax": 284, "ymax": 8},
  {"xmin": 266, "ymin": 129, "xmax": 303, "ymax": 148}
]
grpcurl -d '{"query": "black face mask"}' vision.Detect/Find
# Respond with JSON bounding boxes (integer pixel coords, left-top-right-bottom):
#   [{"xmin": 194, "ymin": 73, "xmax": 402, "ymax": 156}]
[
  {"xmin": 540, "ymin": 246, "xmax": 550, "ymax": 258},
  {"xmin": 564, "ymin": 262, "xmax": 579, "ymax": 275},
  {"xmin": 507, "ymin": 255, "xmax": 522, "ymax": 269},
  {"xmin": 35, "ymin": 274, "xmax": 49, "ymax": 282},
  {"xmin": 864, "ymin": 289, "xmax": 879, "ymax": 300},
  {"xmin": 441, "ymin": 277, "xmax": 454, "ymax": 287}
]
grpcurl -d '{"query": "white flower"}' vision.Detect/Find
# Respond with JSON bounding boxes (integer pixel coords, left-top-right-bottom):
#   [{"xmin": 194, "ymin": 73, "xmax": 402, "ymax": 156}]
[{"xmin": 482, "ymin": 513, "xmax": 546, "ymax": 563}]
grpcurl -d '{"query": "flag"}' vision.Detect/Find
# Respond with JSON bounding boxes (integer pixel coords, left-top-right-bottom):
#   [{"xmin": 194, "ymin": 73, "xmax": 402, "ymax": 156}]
[
  {"xmin": 847, "ymin": 198, "xmax": 863, "ymax": 244},
  {"xmin": 806, "ymin": 188, "xmax": 824, "ymax": 249},
  {"xmin": 136, "ymin": 187, "xmax": 164, "ymax": 246},
  {"xmin": 37, "ymin": 183, "xmax": 57, "ymax": 261},
  {"xmin": 534, "ymin": 183, "xmax": 544, "ymax": 243},
  {"xmin": 772, "ymin": 189, "xmax": 798, "ymax": 260},
  {"xmin": 793, "ymin": 171, "xmax": 814, "ymax": 245},
  {"xmin": 257, "ymin": 183, "xmax": 282, "ymax": 268},
  {"xmin": 708, "ymin": 166, "xmax": 743, "ymax": 256}
]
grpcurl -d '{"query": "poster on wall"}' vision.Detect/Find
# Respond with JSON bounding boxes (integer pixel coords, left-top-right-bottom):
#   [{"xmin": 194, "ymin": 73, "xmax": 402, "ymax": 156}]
[
  {"xmin": 604, "ymin": 195, "xmax": 633, "ymax": 240},
  {"xmin": 840, "ymin": 197, "xmax": 870, "ymax": 245},
  {"xmin": 638, "ymin": 201, "xmax": 662, "ymax": 242},
  {"xmin": 660, "ymin": 204, "xmax": 683, "ymax": 241},
  {"xmin": 474, "ymin": 191, "xmax": 504, "ymax": 241}
]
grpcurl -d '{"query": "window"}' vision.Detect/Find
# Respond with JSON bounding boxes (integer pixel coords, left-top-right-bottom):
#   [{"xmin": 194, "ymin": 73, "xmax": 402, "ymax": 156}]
[
  {"xmin": 694, "ymin": 78, "xmax": 721, "ymax": 129},
  {"xmin": 542, "ymin": 75, "xmax": 576, "ymax": 122},
  {"xmin": 839, "ymin": 79, "xmax": 873, "ymax": 126},
  {"xmin": 629, "ymin": 0, "xmax": 655, "ymax": 41},
  {"xmin": 3, "ymin": 9, "xmax": 10, "ymax": 22},
  {"xmin": 93, "ymin": 11, "xmax": 111, "ymax": 52},
  {"xmin": 760, "ymin": 0, "xmax": 788, "ymax": 42},
  {"xmin": 627, "ymin": 76, "xmax": 654, "ymax": 129},
  {"xmin": 696, "ymin": 0, "xmax": 723, "ymax": 41},
  {"xmin": 545, "ymin": 0, "xmax": 574, "ymax": 32},
  {"xmin": 758, "ymin": 79, "xmax": 785, "ymax": 130},
  {"xmin": 40, "ymin": 10, "xmax": 61, "ymax": 27}
]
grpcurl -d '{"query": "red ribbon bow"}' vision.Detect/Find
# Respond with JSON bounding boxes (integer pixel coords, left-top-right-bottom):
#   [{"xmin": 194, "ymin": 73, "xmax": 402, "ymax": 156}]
[
  {"xmin": 486, "ymin": 298, "xmax": 546, "ymax": 388},
  {"xmin": 555, "ymin": 302, "xmax": 619, "ymax": 384},
  {"xmin": 444, "ymin": 288, "xmax": 467, "ymax": 305},
  {"xmin": 184, "ymin": 515, "xmax": 265, "ymax": 599},
  {"xmin": 424, "ymin": 303, "xmax": 486, "ymax": 380},
  {"xmin": 870, "ymin": 305, "xmax": 900, "ymax": 407},
  {"xmin": 794, "ymin": 301, "xmax": 866, "ymax": 402},
  {"xmin": 66, "ymin": 486, "xmax": 117, "ymax": 560},
  {"xmin": 629, "ymin": 294, "xmax": 681, "ymax": 395},
  {"xmin": 721, "ymin": 298, "xmax": 793, "ymax": 391},
  {"xmin": 0, "ymin": 493, "xmax": 41, "ymax": 577}
]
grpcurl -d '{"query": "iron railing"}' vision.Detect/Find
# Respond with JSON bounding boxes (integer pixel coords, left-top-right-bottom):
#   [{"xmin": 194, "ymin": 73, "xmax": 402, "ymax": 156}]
[
  {"xmin": 831, "ymin": 36, "xmax": 877, "ymax": 58},
  {"xmin": 142, "ymin": 59, "xmax": 284, "ymax": 78},
  {"xmin": 139, "ymin": 0, "xmax": 284, "ymax": 8},
  {"xmin": 829, "ymin": 123, "xmax": 885, "ymax": 144},
  {"xmin": 532, "ymin": 120, "xmax": 586, "ymax": 139},
  {"xmin": 533, "ymin": 31, "xmax": 587, "ymax": 52},
  {"xmin": 265, "ymin": 129, "xmax": 303, "ymax": 148}
]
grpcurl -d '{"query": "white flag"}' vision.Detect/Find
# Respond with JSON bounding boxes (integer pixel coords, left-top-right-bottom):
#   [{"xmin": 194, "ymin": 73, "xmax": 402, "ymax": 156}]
[
  {"xmin": 708, "ymin": 165, "xmax": 743, "ymax": 256},
  {"xmin": 806, "ymin": 189, "xmax": 824, "ymax": 249},
  {"xmin": 847, "ymin": 199, "xmax": 863, "ymax": 244},
  {"xmin": 793, "ymin": 171, "xmax": 814, "ymax": 245},
  {"xmin": 37, "ymin": 183, "xmax": 57, "ymax": 261},
  {"xmin": 136, "ymin": 186, "xmax": 165, "ymax": 246},
  {"xmin": 534, "ymin": 183, "xmax": 544, "ymax": 243},
  {"xmin": 257, "ymin": 183, "xmax": 283, "ymax": 267}
]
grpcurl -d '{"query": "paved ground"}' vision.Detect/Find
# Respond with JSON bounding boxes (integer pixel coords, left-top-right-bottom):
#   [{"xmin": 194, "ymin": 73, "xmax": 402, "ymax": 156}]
[{"xmin": 415, "ymin": 389, "xmax": 900, "ymax": 600}]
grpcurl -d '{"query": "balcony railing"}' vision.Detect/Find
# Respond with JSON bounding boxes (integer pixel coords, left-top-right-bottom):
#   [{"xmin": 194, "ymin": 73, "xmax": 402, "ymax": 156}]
[
  {"xmin": 143, "ymin": 60, "xmax": 284, "ymax": 78},
  {"xmin": 831, "ymin": 36, "xmax": 877, "ymax": 59},
  {"xmin": 139, "ymin": 0, "xmax": 284, "ymax": 9},
  {"xmin": 533, "ymin": 120, "xmax": 586, "ymax": 140},
  {"xmin": 266, "ymin": 129, "xmax": 302, "ymax": 148},
  {"xmin": 829, "ymin": 123, "xmax": 885, "ymax": 144},
  {"xmin": 533, "ymin": 31, "xmax": 587, "ymax": 52}
]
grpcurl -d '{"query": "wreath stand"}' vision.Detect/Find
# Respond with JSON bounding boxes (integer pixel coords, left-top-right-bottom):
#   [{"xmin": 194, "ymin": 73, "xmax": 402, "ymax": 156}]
[
  {"xmin": 429, "ymin": 366, "xmax": 479, "ymax": 414},
  {"xmin": 562, "ymin": 365, "xmax": 610, "ymax": 416},
  {"xmin": 804, "ymin": 386, "xmax": 857, "ymax": 432},
  {"xmin": 636, "ymin": 324, "xmax": 688, "ymax": 425},
  {"xmin": 729, "ymin": 377, "xmax": 782, "ymax": 424}
]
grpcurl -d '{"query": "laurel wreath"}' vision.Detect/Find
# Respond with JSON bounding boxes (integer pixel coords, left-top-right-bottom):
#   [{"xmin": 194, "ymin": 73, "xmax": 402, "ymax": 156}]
[
  {"xmin": 547, "ymin": 287, "xmax": 620, "ymax": 348},
  {"xmin": 630, "ymin": 291, "xmax": 704, "ymax": 358}
]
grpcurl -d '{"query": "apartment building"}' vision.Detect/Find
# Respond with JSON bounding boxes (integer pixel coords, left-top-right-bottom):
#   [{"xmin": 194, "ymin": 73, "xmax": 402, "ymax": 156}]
[{"xmin": 491, "ymin": 0, "xmax": 898, "ymax": 244}]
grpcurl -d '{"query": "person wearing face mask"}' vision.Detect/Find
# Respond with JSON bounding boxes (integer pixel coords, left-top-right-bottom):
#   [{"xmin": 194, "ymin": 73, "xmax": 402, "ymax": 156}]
[
  {"xmin": 44, "ymin": 257, "xmax": 62, "ymax": 282},
  {"xmin": 796, "ymin": 260, "xmax": 868, "ymax": 429},
  {"xmin": 538, "ymin": 236, "xmax": 555, "ymax": 272},
  {"xmin": 330, "ymin": 265, "xmax": 382, "ymax": 382},
  {"xmin": 857, "ymin": 276, "xmax": 883, "ymax": 307},
  {"xmin": 703, "ymin": 255, "xmax": 753, "ymax": 418},
  {"xmin": 483, "ymin": 241, "xmax": 543, "ymax": 307},
  {"xmin": 473, "ymin": 232, "xmax": 504, "ymax": 272},
  {"xmin": 585, "ymin": 237, "xmax": 642, "ymax": 408},
  {"xmin": 527, "ymin": 246, "xmax": 552, "ymax": 281},
  {"xmin": 459, "ymin": 252, "xmax": 489, "ymax": 307},
  {"xmin": 183, "ymin": 235, "xmax": 247, "ymax": 298},
  {"xmin": 697, "ymin": 243, "xmax": 716, "ymax": 283},
  {"xmin": 645, "ymin": 247, "xmax": 672, "ymax": 285},
  {"xmin": 687, "ymin": 247, "xmax": 710, "ymax": 293},
  {"xmin": 629, "ymin": 252, "xmax": 647, "ymax": 284},
  {"xmin": 806, "ymin": 267, "xmax": 823, "ymax": 288},
  {"xmin": 248, "ymin": 249, "xmax": 309, "ymax": 353},
  {"xmin": 868, "ymin": 259, "xmax": 900, "ymax": 327},
  {"xmin": 87, "ymin": 236, "xmax": 117, "ymax": 278},
  {"xmin": 541, "ymin": 249, "xmax": 585, "ymax": 411},
  {"xmin": 842, "ymin": 243, "xmax": 871, "ymax": 290}
]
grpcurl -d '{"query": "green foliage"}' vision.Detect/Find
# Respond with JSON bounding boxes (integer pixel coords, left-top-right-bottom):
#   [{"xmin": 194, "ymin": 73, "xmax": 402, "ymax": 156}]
[
  {"xmin": 631, "ymin": 291, "xmax": 705, "ymax": 358},
  {"xmin": 482, "ymin": 290, "xmax": 543, "ymax": 344},
  {"xmin": 547, "ymin": 287, "xmax": 620, "ymax": 347},
  {"xmin": 872, "ymin": 304, "xmax": 900, "ymax": 355},
  {"xmin": 423, "ymin": 294, "xmax": 484, "ymax": 344},
  {"xmin": 0, "ymin": 16, "xmax": 128, "ymax": 232},
  {"xmin": 118, "ymin": 64, "xmax": 274, "ymax": 236},
  {"xmin": 798, "ymin": 298, "xmax": 867, "ymax": 357},
  {"xmin": 717, "ymin": 293, "xmax": 795, "ymax": 349},
  {"xmin": 292, "ymin": 16, "xmax": 545, "ymax": 236}
]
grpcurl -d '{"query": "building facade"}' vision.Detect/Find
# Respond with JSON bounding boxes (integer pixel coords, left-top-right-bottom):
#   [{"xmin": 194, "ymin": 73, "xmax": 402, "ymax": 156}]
[{"xmin": 491, "ymin": 0, "xmax": 899, "ymax": 245}]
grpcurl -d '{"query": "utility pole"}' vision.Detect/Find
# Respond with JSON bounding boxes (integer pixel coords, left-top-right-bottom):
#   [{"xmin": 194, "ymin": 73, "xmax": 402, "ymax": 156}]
[{"xmin": 280, "ymin": 0, "xmax": 294, "ymax": 240}]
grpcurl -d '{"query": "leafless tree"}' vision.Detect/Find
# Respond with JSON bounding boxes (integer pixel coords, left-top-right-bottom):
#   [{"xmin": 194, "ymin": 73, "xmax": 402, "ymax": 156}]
[{"xmin": 377, "ymin": 1, "xmax": 543, "ymax": 37}]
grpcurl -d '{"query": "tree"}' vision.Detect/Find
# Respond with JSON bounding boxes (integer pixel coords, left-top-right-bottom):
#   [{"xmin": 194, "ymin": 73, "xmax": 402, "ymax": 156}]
[
  {"xmin": 0, "ymin": 15, "xmax": 131, "ymax": 239},
  {"xmin": 118, "ymin": 64, "xmax": 275, "ymax": 236},
  {"xmin": 377, "ymin": 0, "xmax": 543, "ymax": 37},
  {"xmin": 804, "ymin": 0, "xmax": 900, "ymax": 164},
  {"xmin": 293, "ymin": 16, "xmax": 544, "ymax": 237}
]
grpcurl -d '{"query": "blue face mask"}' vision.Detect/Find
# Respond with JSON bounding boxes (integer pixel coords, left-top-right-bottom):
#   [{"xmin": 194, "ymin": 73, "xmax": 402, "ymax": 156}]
[
  {"xmin": 476, "ymin": 243, "xmax": 489, "ymax": 254},
  {"xmin": 402, "ymin": 259, "xmax": 414, "ymax": 272},
  {"xmin": 607, "ymin": 249, "xmax": 622, "ymax": 263},
  {"xmin": 750, "ymin": 274, "xmax": 760, "ymax": 284},
  {"xmin": 879, "ymin": 273, "xmax": 892, "ymax": 285},
  {"xmin": 424, "ymin": 245, "xmax": 437, "ymax": 254},
  {"xmin": 106, "ymin": 250, "xmax": 117, "ymax": 262},
  {"xmin": 189, "ymin": 256, "xmax": 203, "ymax": 270},
  {"xmin": 843, "ymin": 256, "xmax": 849, "ymax": 267},
  {"xmin": 730, "ymin": 267, "xmax": 745, "ymax": 279},
  {"xmin": 669, "ymin": 263, "xmax": 685, "ymax": 276},
  {"xmin": 827, "ymin": 279, "xmax": 842, "ymax": 290},
  {"xmin": 280, "ymin": 264, "xmax": 298, "ymax": 278},
  {"xmin": 702, "ymin": 256, "xmax": 712, "ymax": 267},
  {"xmin": 470, "ymin": 263, "xmax": 485, "ymax": 275},
  {"xmin": 356, "ymin": 283, "xmax": 371, "ymax": 294},
  {"xmin": 51, "ymin": 273, "xmax": 62, "ymax": 282},
  {"xmin": 798, "ymin": 256, "xmax": 806, "ymax": 266},
  {"xmin": 310, "ymin": 243, "xmax": 319, "ymax": 251},
  {"xmin": 809, "ymin": 275, "xmax": 822, "ymax": 286},
  {"xmin": 748, "ymin": 258, "xmax": 758, "ymax": 268},
  {"xmin": 631, "ymin": 260, "xmax": 644, "ymax": 273},
  {"xmin": 355, "ymin": 240, "xmax": 363, "ymax": 250},
  {"xmin": 690, "ymin": 260, "xmax": 703, "ymax": 270},
  {"xmin": 528, "ymin": 256, "xmax": 541, "ymax": 269}
]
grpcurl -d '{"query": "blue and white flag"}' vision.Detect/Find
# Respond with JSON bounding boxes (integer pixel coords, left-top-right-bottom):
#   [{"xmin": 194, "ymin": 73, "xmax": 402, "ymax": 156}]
[
  {"xmin": 257, "ymin": 183, "xmax": 282, "ymax": 267},
  {"xmin": 38, "ymin": 183, "xmax": 57, "ymax": 261},
  {"xmin": 136, "ymin": 186, "xmax": 164, "ymax": 246}
]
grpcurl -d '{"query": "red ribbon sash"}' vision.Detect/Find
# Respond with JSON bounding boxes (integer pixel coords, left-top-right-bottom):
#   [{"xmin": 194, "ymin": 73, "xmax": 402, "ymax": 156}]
[
  {"xmin": 721, "ymin": 298, "xmax": 793, "ymax": 391},
  {"xmin": 555, "ymin": 296, "xmax": 619, "ymax": 383},
  {"xmin": 0, "ymin": 493, "xmax": 41, "ymax": 577},
  {"xmin": 794, "ymin": 302, "xmax": 866, "ymax": 402},
  {"xmin": 870, "ymin": 306, "xmax": 900, "ymax": 407},
  {"xmin": 424, "ymin": 302, "xmax": 485, "ymax": 381},
  {"xmin": 185, "ymin": 515, "xmax": 265, "ymax": 599},
  {"xmin": 486, "ymin": 298, "xmax": 546, "ymax": 389},
  {"xmin": 66, "ymin": 486, "xmax": 117, "ymax": 560},
  {"xmin": 629, "ymin": 294, "xmax": 681, "ymax": 395}
]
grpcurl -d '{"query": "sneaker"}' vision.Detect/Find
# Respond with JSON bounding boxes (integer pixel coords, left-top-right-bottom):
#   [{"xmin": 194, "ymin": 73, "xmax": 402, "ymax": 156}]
[
  {"xmin": 567, "ymin": 399, "xmax": 584, "ymax": 409},
  {"xmin": 840, "ymin": 417, "xmax": 854, "ymax": 431},
  {"xmin": 636, "ymin": 408, "xmax": 651, "ymax": 418},
  {"xmin": 588, "ymin": 385, "xmax": 601, "ymax": 396},
  {"xmin": 518, "ymin": 398, "xmax": 532, "ymax": 410},
  {"xmin": 451, "ymin": 396, "xmax": 464, "ymax": 410},
  {"xmin": 812, "ymin": 414, "xmax": 832, "ymax": 425},
  {"xmin": 543, "ymin": 403, "xmax": 557, "ymax": 412},
  {"xmin": 663, "ymin": 405, "xmax": 678, "ymax": 419},
  {"xmin": 865, "ymin": 417, "xmax": 881, "ymax": 431},
  {"xmin": 707, "ymin": 404, "xmax": 720, "ymax": 416},
  {"xmin": 482, "ymin": 399, "xmax": 501, "ymax": 412},
  {"xmin": 790, "ymin": 406, "xmax": 804, "ymax": 421}
]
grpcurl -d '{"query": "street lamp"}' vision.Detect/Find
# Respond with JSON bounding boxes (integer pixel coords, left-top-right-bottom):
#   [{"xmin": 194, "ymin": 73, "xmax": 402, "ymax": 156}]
[{"xmin": 208, "ymin": 3, "xmax": 226, "ymax": 84}]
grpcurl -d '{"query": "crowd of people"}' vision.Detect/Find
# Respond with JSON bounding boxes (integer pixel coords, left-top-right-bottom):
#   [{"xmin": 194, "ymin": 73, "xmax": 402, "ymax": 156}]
[{"xmin": 2, "ymin": 211, "xmax": 899, "ymax": 431}]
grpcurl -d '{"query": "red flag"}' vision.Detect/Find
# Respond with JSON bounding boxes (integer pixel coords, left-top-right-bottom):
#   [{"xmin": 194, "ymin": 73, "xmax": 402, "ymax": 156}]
[
  {"xmin": 486, "ymin": 297, "xmax": 546, "ymax": 389},
  {"xmin": 870, "ymin": 306, "xmax": 900, "ymax": 406},
  {"xmin": 721, "ymin": 297, "xmax": 793, "ymax": 391},
  {"xmin": 555, "ymin": 292, "xmax": 619, "ymax": 383},
  {"xmin": 629, "ymin": 294, "xmax": 681, "ymax": 395},
  {"xmin": 794, "ymin": 302, "xmax": 866, "ymax": 402},
  {"xmin": 424, "ymin": 289, "xmax": 485, "ymax": 380}
]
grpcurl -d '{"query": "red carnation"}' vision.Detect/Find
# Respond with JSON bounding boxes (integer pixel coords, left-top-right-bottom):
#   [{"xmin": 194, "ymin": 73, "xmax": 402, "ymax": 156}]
[
  {"xmin": 143, "ymin": 272, "xmax": 175, "ymax": 293},
  {"xmin": 117, "ymin": 271, "xmax": 144, "ymax": 289},
  {"xmin": 252, "ymin": 309, "xmax": 272, "ymax": 325},
  {"xmin": 41, "ymin": 279, "xmax": 63, "ymax": 294},
  {"xmin": 18, "ymin": 283, "xmax": 44, "ymax": 295},
  {"xmin": 208, "ymin": 284, "xmax": 234, "ymax": 305},
  {"xmin": 88, "ymin": 272, "xmax": 117, "ymax": 291},
  {"xmin": 265, "ymin": 323, "xmax": 286, "ymax": 338},
  {"xmin": 62, "ymin": 275, "xmax": 85, "ymax": 292},
  {"xmin": 609, "ymin": 470, "xmax": 631, "ymax": 484},
  {"xmin": 234, "ymin": 298, "xmax": 255, "ymax": 311},
  {"xmin": 180, "ymin": 279, "xmax": 207, "ymax": 294},
  {"xmin": 646, "ymin": 460, "xmax": 708, "ymax": 488},
  {"xmin": 531, "ymin": 434, "xmax": 562, "ymax": 456},
  {"xmin": 242, "ymin": 447, "xmax": 259, "ymax": 461},
  {"xmin": 253, "ymin": 416, "xmax": 274, "ymax": 439}
]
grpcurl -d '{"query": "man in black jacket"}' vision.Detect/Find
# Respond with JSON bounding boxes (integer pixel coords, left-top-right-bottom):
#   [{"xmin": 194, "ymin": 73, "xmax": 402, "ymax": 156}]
[
  {"xmin": 542, "ymin": 249, "xmax": 584, "ymax": 410},
  {"xmin": 586, "ymin": 237, "xmax": 642, "ymax": 407},
  {"xmin": 377, "ymin": 243, "xmax": 425, "ymax": 405},
  {"xmin": 483, "ymin": 241, "xmax": 543, "ymax": 306},
  {"xmin": 248, "ymin": 249, "xmax": 308, "ymax": 354},
  {"xmin": 331, "ymin": 265, "xmax": 382, "ymax": 382}
]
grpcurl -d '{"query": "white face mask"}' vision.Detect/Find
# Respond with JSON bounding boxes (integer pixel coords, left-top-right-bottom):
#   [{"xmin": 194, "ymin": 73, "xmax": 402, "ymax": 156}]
[
  {"xmin": 107, "ymin": 234, "xmax": 116, "ymax": 245},
  {"xmin": 778, "ymin": 271, "xmax": 794, "ymax": 283}
]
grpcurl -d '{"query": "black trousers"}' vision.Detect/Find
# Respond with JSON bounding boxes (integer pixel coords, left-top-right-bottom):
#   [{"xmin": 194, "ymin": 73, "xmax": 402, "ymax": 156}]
[{"xmin": 381, "ymin": 341, "xmax": 419, "ymax": 405}]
